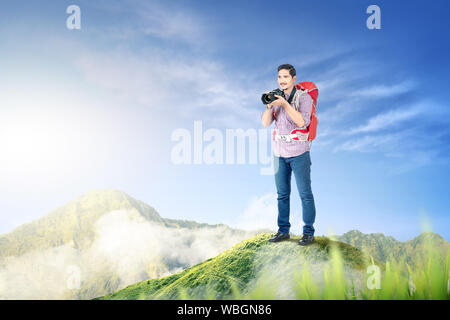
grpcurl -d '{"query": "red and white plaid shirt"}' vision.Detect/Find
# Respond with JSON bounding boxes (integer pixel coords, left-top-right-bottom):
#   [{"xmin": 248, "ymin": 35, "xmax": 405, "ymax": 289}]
[{"xmin": 264, "ymin": 89, "xmax": 313, "ymax": 158}]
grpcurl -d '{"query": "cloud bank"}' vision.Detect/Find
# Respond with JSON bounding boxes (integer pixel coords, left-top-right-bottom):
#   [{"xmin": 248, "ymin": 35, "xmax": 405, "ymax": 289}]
[{"xmin": 0, "ymin": 210, "xmax": 254, "ymax": 299}]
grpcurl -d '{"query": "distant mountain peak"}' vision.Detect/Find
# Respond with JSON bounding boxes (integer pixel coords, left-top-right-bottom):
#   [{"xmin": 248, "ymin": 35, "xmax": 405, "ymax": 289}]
[
  {"xmin": 0, "ymin": 189, "xmax": 249, "ymax": 259},
  {"xmin": 336, "ymin": 229, "xmax": 449, "ymax": 265},
  {"xmin": 342, "ymin": 229, "xmax": 364, "ymax": 236},
  {"xmin": 408, "ymin": 231, "xmax": 446, "ymax": 246}
]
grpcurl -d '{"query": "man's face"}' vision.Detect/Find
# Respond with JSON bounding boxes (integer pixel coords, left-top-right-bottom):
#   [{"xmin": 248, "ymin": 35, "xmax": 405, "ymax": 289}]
[{"xmin": 278, "ymin": 69, "xmax": 296, "ymax": 91}]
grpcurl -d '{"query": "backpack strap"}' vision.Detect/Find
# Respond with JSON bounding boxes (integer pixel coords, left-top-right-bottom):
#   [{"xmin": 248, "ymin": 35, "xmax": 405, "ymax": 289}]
[
  {"xmin": 293, "ymin": 87, "xmax": 309, "ymax": 112},
  {"xmin": 273, "ymin": 86, "xmax": 297, "ymax": 120},
  {"xmin": 286, "ymin": 86, "xmax": 297, "ymax": 105}
]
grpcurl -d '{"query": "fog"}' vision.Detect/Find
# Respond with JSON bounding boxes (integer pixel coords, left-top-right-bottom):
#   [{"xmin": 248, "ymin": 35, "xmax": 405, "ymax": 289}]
[
  {"xmin": 244, "ymin": 241, "xmax": 366, "ymax": 299},
  {"xmin": 0, "ymin": 209, "xmax": 255, "ymax": 299}
]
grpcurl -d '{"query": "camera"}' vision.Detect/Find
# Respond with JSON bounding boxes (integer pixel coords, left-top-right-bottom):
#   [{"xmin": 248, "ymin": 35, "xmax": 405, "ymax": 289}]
[{"xmin": 261, "ymin": 88, "xmax": 284, "ymax": 105}]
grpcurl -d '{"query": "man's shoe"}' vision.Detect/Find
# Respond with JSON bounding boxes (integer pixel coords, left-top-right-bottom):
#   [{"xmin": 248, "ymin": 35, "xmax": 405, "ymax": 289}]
[
  {"xmin": 298, "ymin": 234, "xmax": 314, "ymax": 246},
  {"xmin": 269, "ymin": 232, "xmax": 290, "ymax": 242}
]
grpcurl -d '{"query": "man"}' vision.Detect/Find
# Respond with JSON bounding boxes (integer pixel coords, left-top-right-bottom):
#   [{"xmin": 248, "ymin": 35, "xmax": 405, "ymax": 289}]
[{"xmin": 261, "ymin": 64, "xmax": 316, "ymax": 246}]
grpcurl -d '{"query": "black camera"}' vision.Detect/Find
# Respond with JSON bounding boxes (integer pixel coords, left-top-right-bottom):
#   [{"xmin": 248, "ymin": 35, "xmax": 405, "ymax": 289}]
[{"xmin": 261, "ymin": 88, "xmax": 284, "ymax": 105}]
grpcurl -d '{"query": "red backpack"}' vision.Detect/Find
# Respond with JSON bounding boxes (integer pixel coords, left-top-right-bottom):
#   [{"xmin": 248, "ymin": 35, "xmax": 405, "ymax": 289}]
[
  {"xmin": 296, "ymin": 81, "xmax": 318, "ymax": 141},
  {"xmin": 273, "ymin": 81, "xmax": 319, "ymax": 141}
]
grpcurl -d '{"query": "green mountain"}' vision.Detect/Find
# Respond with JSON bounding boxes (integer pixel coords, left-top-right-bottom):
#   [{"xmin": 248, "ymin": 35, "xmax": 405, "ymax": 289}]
[
  {"xmin": 0, "ymin": 189, "xmax": 254, "ymax": 299},
  {"xmin": 94, "ymin": 233, "xmax": 378, "ymax": 300},
  {"xmin": 0, "ymin": 188, "xmax": 248, "ymax": 258},
  {"xmin": 336, "ymin": 229, "xmax": 450, "ymax": 268},
  {"xmin": 1, "ymin": 189, "xmax": 448, "ymax": 300}
]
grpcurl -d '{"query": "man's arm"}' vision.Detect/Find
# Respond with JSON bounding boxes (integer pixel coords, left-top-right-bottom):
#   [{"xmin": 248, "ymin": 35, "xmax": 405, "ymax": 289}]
[
  {"xmin": 282, "ymin": 93, "xmax": 312, "ymax": 128},
  {"xmin": 261, "ymin": 104, "xmax": 275, "ymax": 127}
]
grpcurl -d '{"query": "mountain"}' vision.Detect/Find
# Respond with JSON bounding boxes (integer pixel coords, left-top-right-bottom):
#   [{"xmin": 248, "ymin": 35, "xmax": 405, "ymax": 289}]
[
  {"xmin": 0, "ymin": 189, "xmax": 248, "ymax": 258},
  {"xmin": 94, "ymin": 233, "xmax": 378, "ymax": 300},
  {"xmin": 1, "ymin": 189, "xmax": 448, "ymax": 300},
  {"xmin": 0, "ymin": 189, "xmax": 255, "ymax": 299},
  {"xmin": 336, "ymin": 229, "xmax": 450, "ymax": 268}
]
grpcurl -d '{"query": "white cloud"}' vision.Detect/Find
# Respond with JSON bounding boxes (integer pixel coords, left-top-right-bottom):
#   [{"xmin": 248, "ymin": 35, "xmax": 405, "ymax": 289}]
[
  {"xmin": 233, "ymin": 193, "xmax": 277, "ymax": 232},
  {"xmin": 317, "ymin": 98, "xmax": 364, "ymax": 124},
  {"xmin": 311, "ymin": 58, "xmax": 383, "ymax": 103},
  {"xmin": 0, "ymin": 209, "xmax": 254, "ymax": 299},
  {"xmin": 233, "ymin": 193, "xmax": 303, "ymax": 235},
  {"xmin": 333, "ymin": 134, "xmax": 397, "ymax": 153},
  {"xmin": 350, "ymin": 81, "xmax": 415, "ymax": 98},
  {"xmin": 87, "ymin": 0, "xmax": 212, "ymax": 50},
  {"xmin": 347, "ymin": 104, "xmax": 424, "ymax": 134},
  {"xmin": 331, "ymin": 117, "xmax": 447, "ymax": 174},
  {"xmin": 383, "ymin": 148, "xmax": 446, "ymax": 175},
  {"xmin": 136, "ymin": 2, "xmax": 208, "ymax": 47},
  {"xmin": 313, "ymin": 59, "xmax": 445, "ymax": 174},
  {"xmin": 65, "ymin": 0, "xmax": 269, "ymax": 129},
  {"xmin": 76, "ymin": 46, "xmax": 263, "ymax": 129}
]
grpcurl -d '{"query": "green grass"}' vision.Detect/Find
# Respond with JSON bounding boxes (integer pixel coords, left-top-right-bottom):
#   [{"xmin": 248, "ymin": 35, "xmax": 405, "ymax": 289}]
[
  {"xmin": 94, "ymin": 233, "xmax": 380, "ymax": 300},
  {"xmin": 95, "ymin": 232, "xmax": 449, "ymax": 300},
  {"xmin": 241, "ymin": 234, "xmax": 450, "ymax": 300},
  {"xmin": 356, "ymin": 233, "xmax": 450, "ymax": 300}
]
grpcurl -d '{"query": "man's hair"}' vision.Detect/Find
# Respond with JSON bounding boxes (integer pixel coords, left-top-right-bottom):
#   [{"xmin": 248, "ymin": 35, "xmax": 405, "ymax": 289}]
[{"xmin": 277, "ymin": 64, "xmax": 296, "ymax": 78}]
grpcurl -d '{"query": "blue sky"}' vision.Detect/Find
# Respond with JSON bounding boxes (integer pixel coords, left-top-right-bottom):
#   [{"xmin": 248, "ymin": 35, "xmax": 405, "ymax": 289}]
[{"xmin": 0, "ymin": 0, "xmax": 449, "ymax": 241}]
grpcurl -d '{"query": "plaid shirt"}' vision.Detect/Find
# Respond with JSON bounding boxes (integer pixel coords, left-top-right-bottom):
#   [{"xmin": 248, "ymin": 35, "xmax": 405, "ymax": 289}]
[{"xmin": 263, "ymin": 89, "xmax": 313, "ymax": 158}]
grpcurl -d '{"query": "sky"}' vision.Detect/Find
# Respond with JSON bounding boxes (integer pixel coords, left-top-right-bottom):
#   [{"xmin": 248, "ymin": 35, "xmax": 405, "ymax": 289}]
[{"xmin": 0, "ymin": 0, "xmax": 449, "ymax": 241}]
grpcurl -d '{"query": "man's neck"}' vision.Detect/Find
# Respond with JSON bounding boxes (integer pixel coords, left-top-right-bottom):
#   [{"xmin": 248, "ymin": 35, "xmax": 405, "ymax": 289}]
[{"xmin": 283, "ymin": 85, "xmax": 294, "ymax": 96}]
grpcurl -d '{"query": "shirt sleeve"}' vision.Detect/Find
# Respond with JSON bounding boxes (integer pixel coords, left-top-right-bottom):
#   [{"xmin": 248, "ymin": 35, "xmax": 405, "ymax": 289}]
[
  {"xmin": 261, "ymin": 105, "xmax": 276, "ymax": 122},
  {"xmin": 297, "ymin": 93, "xmax": 313, "ymax": 128}
]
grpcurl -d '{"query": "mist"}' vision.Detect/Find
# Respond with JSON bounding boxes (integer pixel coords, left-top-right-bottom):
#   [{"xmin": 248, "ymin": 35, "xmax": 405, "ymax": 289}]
[
  {"xmin": 0, "ymin": 209, "xmax": 255, "ymax": 299},
  {"xmin": 244, "ymin": 241, "xmax": 366, "ymax": 299}
]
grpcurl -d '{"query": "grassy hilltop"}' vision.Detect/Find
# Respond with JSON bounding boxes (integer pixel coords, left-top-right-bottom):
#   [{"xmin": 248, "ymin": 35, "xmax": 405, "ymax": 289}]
[{"xmin": 94, "ymin": 233, "xmax": 379, "ymax": 300}]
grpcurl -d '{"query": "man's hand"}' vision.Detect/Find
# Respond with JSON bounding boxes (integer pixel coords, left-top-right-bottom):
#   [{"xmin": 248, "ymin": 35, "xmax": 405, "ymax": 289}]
[
  {"xmin": 275, "ymin": 93, "xmax": 306, "ymax": 128},
  {"xmin": 272, "ymin": 94, "xmax": 289, "ymax": 108}
]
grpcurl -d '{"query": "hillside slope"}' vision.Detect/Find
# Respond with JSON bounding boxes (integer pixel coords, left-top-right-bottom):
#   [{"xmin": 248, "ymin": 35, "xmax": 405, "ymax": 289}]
[
  {"xmin": 0, "ymin": 189, "xmax": 254, "ymax": 299},
  {"xmin": 95, "ymin": 233, "xmax": 378, "ymax": 300}
]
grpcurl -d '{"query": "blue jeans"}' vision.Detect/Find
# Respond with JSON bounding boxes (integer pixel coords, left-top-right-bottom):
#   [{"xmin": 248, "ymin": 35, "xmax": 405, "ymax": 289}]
[{"xmin": 274, "ymin": 151, "xmax": 316, "ymax": 235}]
